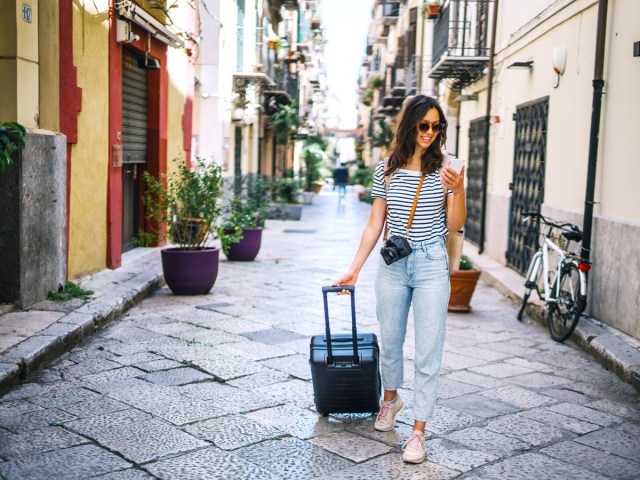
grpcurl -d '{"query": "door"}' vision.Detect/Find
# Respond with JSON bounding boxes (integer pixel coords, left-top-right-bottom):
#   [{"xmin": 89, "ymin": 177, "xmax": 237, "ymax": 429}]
[
  {"xmin": 464, "ymin": 116, "xmax": 488, "ymax": 246},
  {"xmin": 507, "ymin": 97, "xmax": 549, "ymax": 274},
  {"xmin": 122, "ymin": 50, "xmax": 148, "ymax": 252}
]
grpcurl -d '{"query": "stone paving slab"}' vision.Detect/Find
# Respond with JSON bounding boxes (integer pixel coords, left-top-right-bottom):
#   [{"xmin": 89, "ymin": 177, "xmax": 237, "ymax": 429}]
[{"xmin": 0, "ymin": 444, "xmax": 132, "ymax": 479}]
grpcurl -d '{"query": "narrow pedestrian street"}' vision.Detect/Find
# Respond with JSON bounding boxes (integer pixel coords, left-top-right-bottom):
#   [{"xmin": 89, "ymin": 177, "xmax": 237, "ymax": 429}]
[{"xmin": 1, "ymin": 190, "xmax": 639, "ymax": 480}]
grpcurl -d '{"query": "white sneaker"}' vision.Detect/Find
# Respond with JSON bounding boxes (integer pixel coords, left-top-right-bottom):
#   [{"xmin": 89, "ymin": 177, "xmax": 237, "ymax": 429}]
[
  {"xmin": 402, "ymin": 430, "xmax": 427, "ymax": 464},
  {"xmin": 374, "ymin": 395, "xmax": 404, "ymax": 431}
]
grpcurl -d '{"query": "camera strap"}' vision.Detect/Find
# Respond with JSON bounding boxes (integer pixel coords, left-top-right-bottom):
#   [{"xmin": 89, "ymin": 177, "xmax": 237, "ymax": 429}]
[{"xmin": 383, "ymin": 157, "xmax": 426, "ymax": 241}]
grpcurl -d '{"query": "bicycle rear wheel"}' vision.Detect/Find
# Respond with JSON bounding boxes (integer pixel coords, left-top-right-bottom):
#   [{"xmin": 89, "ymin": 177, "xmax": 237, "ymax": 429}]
[{"xmin": 548, "ymin": 262, "xmax": 584, "ymax": 342}]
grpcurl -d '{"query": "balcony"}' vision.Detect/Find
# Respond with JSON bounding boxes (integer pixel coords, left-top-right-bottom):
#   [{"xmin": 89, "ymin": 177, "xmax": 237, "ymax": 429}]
[
  {"xmin": 380, "ymin": 1, "xmax": 401, "ymax": 25},
  {"xmin": 428, "ymin": 0, "xmax": 492, "ymax": 90}
]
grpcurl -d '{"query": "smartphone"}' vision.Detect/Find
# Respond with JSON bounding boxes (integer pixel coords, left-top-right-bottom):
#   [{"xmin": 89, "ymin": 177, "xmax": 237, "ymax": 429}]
[{"xmin": 448, "ymin": 157, "xmax": 465, "ymax": 174}]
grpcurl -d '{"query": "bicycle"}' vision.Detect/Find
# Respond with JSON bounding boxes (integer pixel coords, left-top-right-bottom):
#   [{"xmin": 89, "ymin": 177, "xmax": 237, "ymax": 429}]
[{"xmin": 517, "ymin": 211, "xmax": 591, "ymax": 342}]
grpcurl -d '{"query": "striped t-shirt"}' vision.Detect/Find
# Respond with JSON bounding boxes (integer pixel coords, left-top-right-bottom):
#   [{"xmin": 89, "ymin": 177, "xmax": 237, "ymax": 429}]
[{"xmin": 371, "ymin": 158, "xmax": 449, "ymax": 242}]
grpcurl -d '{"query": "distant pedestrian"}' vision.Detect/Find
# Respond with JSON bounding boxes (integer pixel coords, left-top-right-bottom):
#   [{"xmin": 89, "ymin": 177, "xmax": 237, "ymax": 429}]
[
  {"xmin": 333, "ymin": 95, "xmax": 466, "ymax": 464},
  {"xmin": 333, "ymin": 164, "xmax": 349, "ymax": 200}
]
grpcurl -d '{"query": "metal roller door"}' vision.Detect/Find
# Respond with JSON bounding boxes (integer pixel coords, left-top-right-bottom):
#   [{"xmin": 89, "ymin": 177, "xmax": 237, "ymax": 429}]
[{"xmin": 122, "ymin": 50, "xmax": 148, "ymax": 252}]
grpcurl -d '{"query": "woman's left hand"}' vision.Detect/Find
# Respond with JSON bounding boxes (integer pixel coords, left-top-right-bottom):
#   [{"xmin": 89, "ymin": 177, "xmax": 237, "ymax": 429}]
[{"xmin": 441, "ymin": 166, "xmax": 465, "ymax": 195}]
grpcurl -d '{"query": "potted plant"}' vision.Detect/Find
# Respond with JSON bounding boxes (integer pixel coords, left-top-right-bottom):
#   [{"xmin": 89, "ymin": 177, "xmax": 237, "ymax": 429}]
[
  {"xmin": 269, "ymin": 170, "xmax": 303, "ymax": 220},
  {"xmin": 423, "ymin": 0, "xmax": 442, "ymax": 19},
  {"xmin": 220, "ymin": 198, "xmax": 263, "ymax": 261},
  {"xmin": 369, "ymin": 76, "xmax": 383, "ymax": 90},
  {"xmin": 139, "ymin": 158, "xmax": 225, "ymax": 295},
  {"xmin": 0, "ymin": 122, "xmax": 26, "ymax": 172},
  {"xmin": 362, "ymin": 89, "xmax": 374, "ymax": 107},
  {"xmin": 303, "ymin": 138, "xmax": 327, "ymax": 196},
  {"xmin": 219, "ymin": 175, "xmax": 270, "ymax": 261},
  {"xmin": 448, "ymin": 255, "xmax": 482, "ymax": 312}
]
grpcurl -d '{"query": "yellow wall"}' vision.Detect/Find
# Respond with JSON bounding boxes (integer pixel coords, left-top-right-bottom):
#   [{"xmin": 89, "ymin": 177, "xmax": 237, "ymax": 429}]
[
  {"xmin": 38, "ymin": 0, "xmax": 59, "ymax": 131},
  {"xmin": 167, "ymin": 45, "xmax": 189, "ymax": 171},
  {"xmin": 0, "ymin": 0, "xmax": 39, "ymax": 126},
  {"xmin": 67, "ymin": 0, "xmax": 110, "ymax": 278}
]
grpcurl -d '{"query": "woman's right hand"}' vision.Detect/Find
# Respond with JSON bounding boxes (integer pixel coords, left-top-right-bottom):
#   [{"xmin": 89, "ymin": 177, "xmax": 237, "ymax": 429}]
[{"xmin": 332, "ymin": 271, "xmax": 358, "ymax": 294}]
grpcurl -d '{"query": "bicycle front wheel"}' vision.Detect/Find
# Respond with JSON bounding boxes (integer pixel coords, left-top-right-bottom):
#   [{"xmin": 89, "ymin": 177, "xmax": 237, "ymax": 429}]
[{"xmin": 547, "ymin": 262, "xmax": 584, "ymax": 342}]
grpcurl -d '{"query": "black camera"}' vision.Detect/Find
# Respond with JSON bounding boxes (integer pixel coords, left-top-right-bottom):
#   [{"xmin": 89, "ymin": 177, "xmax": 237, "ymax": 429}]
[{"xmin": 380, "ymin": 235, "xmax": 413, "ymax": 265}]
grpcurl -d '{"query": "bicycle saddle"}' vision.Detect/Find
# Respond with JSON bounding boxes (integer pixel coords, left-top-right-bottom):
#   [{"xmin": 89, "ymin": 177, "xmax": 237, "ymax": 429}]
[{"xmin": 562, "ymin": 230, "xmax": 583, "ymax": 242}]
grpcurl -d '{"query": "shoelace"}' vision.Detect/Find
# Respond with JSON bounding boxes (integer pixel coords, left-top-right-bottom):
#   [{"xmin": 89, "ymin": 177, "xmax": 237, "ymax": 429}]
[
  {"xmin": 376, "ymin": 402, "xmax": 389, "ymax": 421},
  {"xmin": 402, "ymin": 432, "xmax": 426, "ymax": 451}
]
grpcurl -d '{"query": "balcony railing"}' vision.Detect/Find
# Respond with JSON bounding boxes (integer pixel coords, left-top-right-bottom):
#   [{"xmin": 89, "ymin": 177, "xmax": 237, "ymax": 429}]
[{"xmin": 429, "ymin": 0, "xmax": 491, "ymax": 90}]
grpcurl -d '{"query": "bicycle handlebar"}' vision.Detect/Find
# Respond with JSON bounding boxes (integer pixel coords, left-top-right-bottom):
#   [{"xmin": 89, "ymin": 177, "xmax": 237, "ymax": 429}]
[{"xmin": 521, "ymin": 211, "xmax": 582, "ymax": 234}]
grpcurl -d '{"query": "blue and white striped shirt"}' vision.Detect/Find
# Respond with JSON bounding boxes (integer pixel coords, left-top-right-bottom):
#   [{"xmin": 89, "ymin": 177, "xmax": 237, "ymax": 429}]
[{"xmin": 371, "ymin": 158, "xmax": 449, "ymax": 242}]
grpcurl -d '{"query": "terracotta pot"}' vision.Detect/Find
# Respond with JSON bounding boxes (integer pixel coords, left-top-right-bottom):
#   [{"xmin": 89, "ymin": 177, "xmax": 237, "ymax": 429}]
[
  {"xmin": 310, "ymin": 182, "xmax": 324, "ymax": 194},
  {"xmin": 224, "ymin": 227, "xmax": 263, "ymax": 261},
  {"xmin": 426, "ymin": 5, "xmax": 440, "ymax": 19},
  {"xmin": 448, "ymin": 268, "xmax": 481, "ymax": 312},
  {"xmin": 161, "ymin": 247, "xmax": 219, "ymax": 295}
]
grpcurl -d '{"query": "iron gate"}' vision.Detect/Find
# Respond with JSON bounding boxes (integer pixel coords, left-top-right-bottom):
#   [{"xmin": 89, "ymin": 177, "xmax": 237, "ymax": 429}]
[
  {"xmin": 507, "ymin": 97, "xmax": 549, "ymax": 274},
  {"xmin": 464, "ymin": 116, "xmax": 488, "ymax": 246}
]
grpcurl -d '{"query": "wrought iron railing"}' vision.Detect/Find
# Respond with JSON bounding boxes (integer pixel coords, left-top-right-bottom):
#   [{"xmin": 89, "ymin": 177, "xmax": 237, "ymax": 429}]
[{"xmin": 432, "ymin": 0, "xmax": 490, "ymax": 66}]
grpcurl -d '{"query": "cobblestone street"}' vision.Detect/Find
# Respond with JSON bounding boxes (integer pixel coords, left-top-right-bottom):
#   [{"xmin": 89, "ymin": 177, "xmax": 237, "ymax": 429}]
[{"xmin": 1, "ymin": 191, "xmax": 639, "ymax": 480}]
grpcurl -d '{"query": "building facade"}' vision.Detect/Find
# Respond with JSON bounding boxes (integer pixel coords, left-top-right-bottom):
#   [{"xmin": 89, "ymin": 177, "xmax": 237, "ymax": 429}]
[
  {"xmin": 0, "ymin": 0, "xmax": 196, "ymax": 295},
  {"xmin": 358, "ymin": 0, "xmax": 639, "ymax": 340}
]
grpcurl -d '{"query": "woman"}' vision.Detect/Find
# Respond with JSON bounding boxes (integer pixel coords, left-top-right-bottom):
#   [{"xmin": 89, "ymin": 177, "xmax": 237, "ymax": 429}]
[{"xmin": 333, "ymin": 95, "xmax": 466, "ymax": 464}]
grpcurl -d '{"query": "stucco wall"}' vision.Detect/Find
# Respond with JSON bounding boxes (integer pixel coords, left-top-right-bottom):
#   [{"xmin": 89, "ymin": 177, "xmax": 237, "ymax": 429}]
[
  {"xmin": 0, "ymin": 0, "xmax": 39, "ymax": 127},
  {"xmin": 67, "ymin": 1, "xmax": 110, "ymax": 278},
  {"xmin": 456, "ymin": 0, "xmax": 640, "ymax": 338},
  {"xmin": 167, "ymin": 46, "xmax": 189, "ymax": 170}
]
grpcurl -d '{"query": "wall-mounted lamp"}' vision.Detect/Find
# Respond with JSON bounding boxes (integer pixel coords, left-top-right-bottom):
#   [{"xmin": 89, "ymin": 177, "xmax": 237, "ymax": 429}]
[
  {"xmin": 231, "ymin": 107, "xmax": 245, "ymax": 123},
  {"xmin": 507, "ymin": 60, "xmax": 534, "ymax": 70},
  {"xmin": 552, "ymin": 47, "xmax": 567, "ymax": 74},
  {"xmin": 456, "ymin": 94, "xmax": 478, "ymax": 102},
  {"xmin": 137, "ymin": 33, "xmax": 160, "ymax": 70}
]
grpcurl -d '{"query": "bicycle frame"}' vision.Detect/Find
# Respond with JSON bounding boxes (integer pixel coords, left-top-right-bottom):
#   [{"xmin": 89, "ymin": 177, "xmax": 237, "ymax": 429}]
[{"xmin": 524, "ymin": 236, "xmax": 587, "ymax": 305}]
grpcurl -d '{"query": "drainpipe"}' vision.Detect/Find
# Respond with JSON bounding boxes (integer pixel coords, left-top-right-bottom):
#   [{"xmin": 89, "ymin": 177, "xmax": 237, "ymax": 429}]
[
  {"xmin": 581, "ymin": 0, "xmax": 608, "ymax": 265},
  {"xmin": 478, "ymin": 0, "xmax": 498, "ymax": 254}
]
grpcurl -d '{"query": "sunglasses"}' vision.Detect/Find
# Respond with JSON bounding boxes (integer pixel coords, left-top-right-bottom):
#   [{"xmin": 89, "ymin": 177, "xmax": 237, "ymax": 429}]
[{"xmin": 417, "ymin": 121, "xmax": 444, "ymax": 133}]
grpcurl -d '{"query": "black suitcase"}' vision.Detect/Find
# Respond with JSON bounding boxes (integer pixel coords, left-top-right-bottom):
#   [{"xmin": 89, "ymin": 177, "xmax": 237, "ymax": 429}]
[{"xmin": 309, "ymin": 285, "xmax": 381, "ymax": 416}]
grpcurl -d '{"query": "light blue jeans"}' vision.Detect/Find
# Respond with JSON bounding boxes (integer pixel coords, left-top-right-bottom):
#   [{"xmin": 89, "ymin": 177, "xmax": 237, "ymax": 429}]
[{"xmin": 375, "ymin": 235, "xmax": 450, "ymax": 422}]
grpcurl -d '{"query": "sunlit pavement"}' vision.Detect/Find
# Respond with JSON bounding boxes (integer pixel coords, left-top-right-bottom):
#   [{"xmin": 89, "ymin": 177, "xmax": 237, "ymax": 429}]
[{"xmin": 1, "ymin": 189, "xmax": 639, "ymax": 479}]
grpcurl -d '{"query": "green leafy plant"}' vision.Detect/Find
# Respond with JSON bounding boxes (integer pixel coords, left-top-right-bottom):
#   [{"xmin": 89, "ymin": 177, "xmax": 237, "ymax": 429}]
[
  {"xmin": 459, "ymin": 255, "xmax": 474, "ymax": 271},
  {"xmin": 138, "ymin": 158, "xmax": 225, "ymax": 250},
  {"xmin": 368, "ymin": 76, "xmax": 383, "ymax": 89},
  {"xmin": 270, "ymin": 102, "xmax": 299, "ymax": 145},
  {"xmin": 219, "ymin": 198, "xmax": 258, "ymax": 255},
  {"xmin": 303, "ymin": 144, "xmax": 326, "ymax": 191},
  {"xmin": 0, "ymin": 122, "xmax": 26, "ymax": 171},
  {"xmin": 273, "ymin": 169, "xmax": 301, "ymax": 204},
  {"xmin": 362, "ymin": 89, "xmax": 374, "ymax": 107},
  {"xmin": 47, "ymin": 281, "xmax": 94, "ymax": 302}
]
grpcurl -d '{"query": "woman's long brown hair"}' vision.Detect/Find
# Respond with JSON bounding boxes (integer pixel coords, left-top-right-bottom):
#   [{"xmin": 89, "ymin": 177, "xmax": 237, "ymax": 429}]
[{"xmin": 385, "ymin": 95, "xmax": 448, "ymax": 175}]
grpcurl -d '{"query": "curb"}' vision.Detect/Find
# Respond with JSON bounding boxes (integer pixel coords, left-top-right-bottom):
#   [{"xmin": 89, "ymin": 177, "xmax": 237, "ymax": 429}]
[
  {"xmin": 465, "ymin": 242, "xmax": 640, "ymax": 393},
  {"xmin": 0, "ymin": 255, "xmax": 164, "ymax": 395}
]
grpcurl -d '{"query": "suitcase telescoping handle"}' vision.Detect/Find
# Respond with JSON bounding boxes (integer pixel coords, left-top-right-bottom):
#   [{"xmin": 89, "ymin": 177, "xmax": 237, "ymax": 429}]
[{"xmin": 322, "ymin": 285, "xmax": 359, "ymax": 365}]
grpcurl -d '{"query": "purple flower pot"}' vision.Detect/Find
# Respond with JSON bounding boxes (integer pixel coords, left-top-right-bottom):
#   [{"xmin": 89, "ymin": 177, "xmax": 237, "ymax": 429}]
[
  {"xmin": 161, "ymin": 247, "xmax": 219, "ymax": 295},
  {"xmin": 225, "ymin": 227, "xmax": 263, "ymax": 261}
]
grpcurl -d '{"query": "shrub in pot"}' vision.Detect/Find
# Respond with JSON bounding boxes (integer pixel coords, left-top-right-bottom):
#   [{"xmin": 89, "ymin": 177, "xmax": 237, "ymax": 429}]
[
  {"xmin": 140, "ymin": 158, "xmax": 225, "ymax": 295},
  {"xmin": 448, "ymin": 254, "xmax": 481, "ymax": 312},
  {"xmin": 220, "ymin": 197, "xmax": 263, "ymax": 261},
  {"xmin": 269, "ymin": 170, "xmax": 303, "ymax": 220}
]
